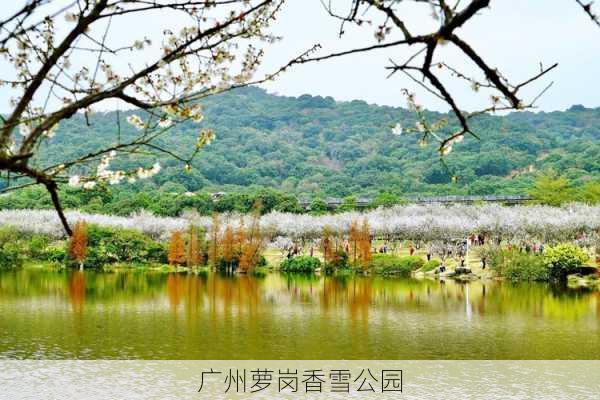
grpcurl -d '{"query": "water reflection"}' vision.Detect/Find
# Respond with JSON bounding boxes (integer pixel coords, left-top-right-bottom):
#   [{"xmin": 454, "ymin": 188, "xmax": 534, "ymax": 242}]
[
  {"xmin": 67, "ymin": 272, "xmax": 86, "ymax": 312},
  {"xmin": 0, "ymin": 268, "xmax": 598, "ymax": 359},
  {"xmin": 3, "ymin": 269, "xmax": 597, "ymax": 321}
]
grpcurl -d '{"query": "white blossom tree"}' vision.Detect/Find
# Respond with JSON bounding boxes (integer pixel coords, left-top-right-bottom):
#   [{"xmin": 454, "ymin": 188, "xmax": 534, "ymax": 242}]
[
  {"xmin": 1, "ymin": 203, "xmax": 599, "ymax": 245},
  {"xmin": 0, "ymin": 0, "xmax": 314, "ymax": 235}
]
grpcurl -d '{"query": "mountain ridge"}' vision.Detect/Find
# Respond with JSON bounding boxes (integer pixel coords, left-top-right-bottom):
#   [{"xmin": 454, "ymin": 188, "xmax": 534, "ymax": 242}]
[{"xmin": 28, "ymin": 86, "xmax": 600, "ymax": 197}]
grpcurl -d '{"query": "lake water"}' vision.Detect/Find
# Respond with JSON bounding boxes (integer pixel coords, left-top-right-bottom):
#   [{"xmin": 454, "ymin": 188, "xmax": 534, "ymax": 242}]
[{"xmin": 0, "ymin": 268, "xmax": 599, "ymax": 359}]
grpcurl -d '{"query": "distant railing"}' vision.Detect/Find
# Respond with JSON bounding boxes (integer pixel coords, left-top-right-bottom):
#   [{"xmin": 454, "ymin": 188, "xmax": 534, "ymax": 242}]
[
  {"xmin": 404, "ymin": 194, "xmax": 532, "ymax": 204},
  {"xmin": 298, "ymin": 194, "xmax": 532, "ymax": 210}
]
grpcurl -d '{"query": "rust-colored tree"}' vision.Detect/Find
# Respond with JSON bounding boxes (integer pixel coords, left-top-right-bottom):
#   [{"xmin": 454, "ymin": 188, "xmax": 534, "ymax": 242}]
[
  {"xmin": 358, "ymin": 219, "xmax": 372, "ymax": 270},
  {"xmin": 168, "ymin": 231, "xmax": 186, "ymax": 266},
  {"xmin": 235, "ymin": 218, "xmax": 247, "ymax": 255},
  {"xmin": 208, "ymin": 213, "xmax": 221, "ymax": 266},
  {"xmin": 68, "ymin": 220, "xmax": 88, "ymax": 270},
  {"xmin": 222, "ymin": 225, "xmax": 236, "ymax": 268},
  {"xmin": 322, "ymin": 226, "xmax": 335, "ymax": 265},
  {"xmin": 186, "ymin": 225, "xmax": 204, "ymax": 267},
  {"xmin": 239, "ymin": 242, "xmax": 259, "ymax": 273},
  {"xmin": 238, "ymin": 202, "xmax": 264, "ymax": 273},
  {"xmin": 348, "ymin": 220, "xmax": 360, "ymax": 265}
]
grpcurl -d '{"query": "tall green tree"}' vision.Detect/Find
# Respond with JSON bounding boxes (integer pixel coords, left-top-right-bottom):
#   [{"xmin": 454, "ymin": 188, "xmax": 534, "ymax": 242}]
[{"xmin": 529, "ymin": 171, "xmax": 575, "ymax": 206}]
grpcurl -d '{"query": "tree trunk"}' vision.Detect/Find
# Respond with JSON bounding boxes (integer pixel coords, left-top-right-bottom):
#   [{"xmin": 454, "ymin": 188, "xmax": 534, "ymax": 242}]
[{"xmin": 44, "ymin": 181, "xmax": 73, "ymax": 236}]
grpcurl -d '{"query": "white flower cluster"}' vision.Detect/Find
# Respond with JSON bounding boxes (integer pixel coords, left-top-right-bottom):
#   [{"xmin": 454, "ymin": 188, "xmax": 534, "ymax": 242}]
[
  {"xmin": 3, "ymin": 0, "xmax": 282, "ymax": 198},
  {"xmin": 126, "ymin": 114, "xmax": 146, "ymax": 130},
  {"xmin": 197, "ymin": 128, "xmax": 216, "ymax": 148},
  {"xmin": 0, "ymin": 209, "xmax": 186, "ymax": 240},
  {"xmin": 163, "ymin": 103, "xmax": 204, "ymax": 123},
  {"xmin": 257, "ymin": 203, "xmax": 600, "ymax": 244},
  {"xmin": 18, "ymin": 121, "xmax": 59, "ymax": 139},
  {"xmin": 2, "ymin": 204, "xmax": 598, "ymax": 245},
  {"xmin": 136, "ymin": 162, "xmax": 161, "ymax": 180},
  {"xmin": 68, "ymin": 150, "xmax": 161, "ymax": 188}
]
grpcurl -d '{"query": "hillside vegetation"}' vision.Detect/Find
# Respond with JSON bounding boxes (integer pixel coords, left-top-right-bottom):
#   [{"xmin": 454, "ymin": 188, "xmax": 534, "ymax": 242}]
[{"xmin": 5, "ymin": 87, "xmax": 600, "ymax": 201}]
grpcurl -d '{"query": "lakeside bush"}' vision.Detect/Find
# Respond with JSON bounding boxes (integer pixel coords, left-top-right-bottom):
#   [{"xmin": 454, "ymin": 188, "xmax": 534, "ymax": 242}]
[
  {"xmin": 215, "ymin": 255, "xmax": 267, "ymax": 271},
  {"xmin": 280, "ymin": 256, "xmax": 322, "ymax": 273},
  {"xmin": 486, "ymin": 244, "xmax": 591, "ymax": 281},
  {"xmin": 543, "ymin": 244, "xmax": 589, "ymax": 280},
  {"xmin": 83, "ymin": 225, "xmax": 167, "ymax": 268},
  {"xmin": 323, "ymin": 250, "xmax": 350, "ymax": 273},
  {"xmin": 0, "ymin": 228, "xmax": 62, "ymax": 268},
  {"xmin": 502, "ymin": 251, "xmax": 547, "ymax": 282},
  {"xmin": 0, "ymin": 228, "xmax": 24, "ymax": 268},
  {"xmin": 486, "ymin": 247, "xmax": 548, "ymax": 281},
  {"xmin": 421, "ymin": 259, "xmax": 441, "ymax": 272},
  {"xmin": 371, "ymin": 254, "xmax": 424, "ymax": 276}
]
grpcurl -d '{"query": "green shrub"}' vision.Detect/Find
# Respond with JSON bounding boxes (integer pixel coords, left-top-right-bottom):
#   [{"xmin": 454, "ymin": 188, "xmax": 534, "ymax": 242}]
[
  {"xmin": 0, "ymin": 228, "xmax": 67, "ymax": 267},
  {"xmin": 371, "ymin": 254, "xmax": 423, "ymax": 276},
  {"xmin": 0, "ymin": 242, "xmax": 23, "ymax": 268},
  {"xmin": 24, "ymin": 234, "xmax": 51, "ymax": 259},
  {"xmin": 43, "ymin": 244, "xmax": 68, "ymax": 263},
  {"xmin": 323, "ymin": 250, "xmax": 349, "ymax": 273},
  {"xmin": 280, "ymin": 256, "xmax": 322, "ymax": 273},
  {"xmin": 421, "ymin": 259, "xmax": 441, "ymax": 272},
  {"xmin": 83, "ymin": 225, "xmax": 167, "ymax": 268},
  {"xmin": 503, "ymin": 254, "xmax": 548, "ymax": 281},
  {"xmin": 216, "ymin": 254, "xmax": 266, "ymax": 271},
  {"xmin": 0, "ymin": 227, "xmax": 24, "ymax": 268},
  {"xmin": 486, "ymin": 247, "xmax": 548, "ymax": 281},
  {"xmin": 216, "ymin": 255, "xmax": 240, "ymax": 271},
  {"xmin": 543, "ymin": 244, "xmax": 589, "ymax": 280},
  {"xmin": 256, "ymin": 255, "xmax": 267, "ymax": 268},
  {"xmin": 251, "ymin": 266, "xmax": 268, "ymax": 277}
]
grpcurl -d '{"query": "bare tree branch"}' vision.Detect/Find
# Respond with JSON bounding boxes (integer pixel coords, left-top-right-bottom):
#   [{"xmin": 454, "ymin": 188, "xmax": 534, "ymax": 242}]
[
  {"xmin": 0, "ymin": 0, "xmax": 288, "ymax": 235},
  {"xmin": 575, "ymin": 0, "xmax": 600, "ymax": 27}
]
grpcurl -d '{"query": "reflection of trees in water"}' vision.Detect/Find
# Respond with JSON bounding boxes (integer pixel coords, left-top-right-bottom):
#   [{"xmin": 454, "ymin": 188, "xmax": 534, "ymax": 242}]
[
  {"xmin": 348, "ymin": 278, "xmax": 372, "ymax": 323},
  {"xmin": 165, "ymin": 272, "xmax": 260, "ymax": 319},
  {"xmin": 166, "ymin": 274, "xmax": 184, "ymax": 310},
  {"xmin": 283, "ymin": 276, "xmax": 600, "ymax": 322},
  {"xmin": 476, "ymin": 284, "xmax": 487, "ymax": 315},
  {"xmin": 67, "ymin": 271, "xmax": 86, "ymax": 312},
  {"xmin": 1, "ymin": 268, "xmax": 598, "ymax": 324},
  {"xmin": 478, "ymin": 281, "xmax": 596, "ymax": 320}
]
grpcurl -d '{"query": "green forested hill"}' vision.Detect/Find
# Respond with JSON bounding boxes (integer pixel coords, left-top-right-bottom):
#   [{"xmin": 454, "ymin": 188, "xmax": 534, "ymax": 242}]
[{"xmin": 28, "ymin": 87, "xmax": 600, "ymax": 198}]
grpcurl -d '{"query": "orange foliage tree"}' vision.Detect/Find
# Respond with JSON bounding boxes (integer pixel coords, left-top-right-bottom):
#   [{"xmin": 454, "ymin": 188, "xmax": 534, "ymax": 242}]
[
  {"xmin": 168, "ymin": 231, "xmax": 186, "ymax": 266},
  {"xmin": 322, "ymin": 226, "xmax": 335, "ymax": 264},
  {"xmin": 349, "ymin": 220, "xmax": 359, "ymax": 265},
  {"xmin": 203, "ymin": 204, "xmax": 266, "ymax": 272},
  {"xmin": 238, "ymin": 203, "xmax": 263, "ymax": 273},
  {"xmin": 68, "ymin": 221, "xmax": 88, "ymax": 269},
  {"xmin": 207, "ymin": 213, "xmax": 221, "ymax": 266},
  {"xmin": 222, "ymin": 225, "xmax": 235, "ymax": 268},
  {"xmin": 358, "ymin": 219, "xmax": 372, "ymax": 270},
  {"xmin": 186, "ymin": 225, "xmax": 204, "ymax": 267},
  {"xmin": 235, "ymin": 218, "xmax": 246, "ymax": 254}
]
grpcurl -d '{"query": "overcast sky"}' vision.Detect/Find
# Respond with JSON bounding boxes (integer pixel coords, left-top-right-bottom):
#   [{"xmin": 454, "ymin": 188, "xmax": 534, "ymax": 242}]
[
  {"xmin": 257, "ymin": 0, "xmax": 600, "ymax": 112},
  {"xmin": 2, "ymin": 0, "xmax": 599, "ymax": 113}
]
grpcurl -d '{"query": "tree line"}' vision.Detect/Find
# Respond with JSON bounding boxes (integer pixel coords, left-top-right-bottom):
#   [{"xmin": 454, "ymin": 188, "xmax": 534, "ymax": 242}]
[{"xmin": 0, "ymin": 171, "xmax": 598, "ymax": 218}]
